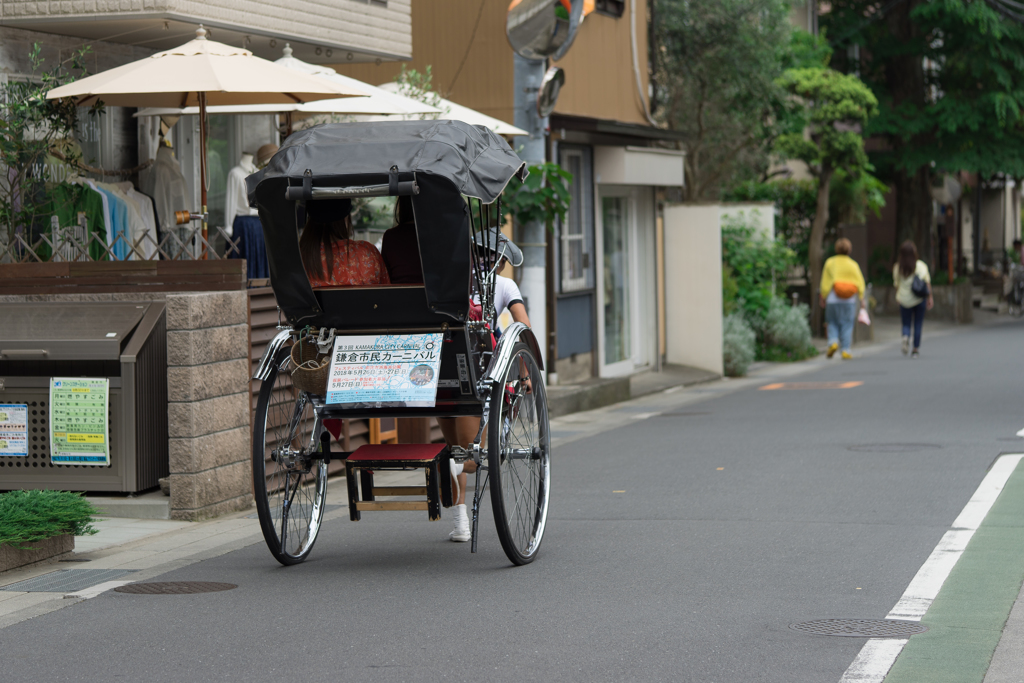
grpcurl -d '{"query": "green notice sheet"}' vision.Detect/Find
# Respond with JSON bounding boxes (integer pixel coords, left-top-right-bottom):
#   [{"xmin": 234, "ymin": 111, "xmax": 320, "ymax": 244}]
[{"xmin": 49, "ymin": 378, "xmax": 109, "ymax": 466}]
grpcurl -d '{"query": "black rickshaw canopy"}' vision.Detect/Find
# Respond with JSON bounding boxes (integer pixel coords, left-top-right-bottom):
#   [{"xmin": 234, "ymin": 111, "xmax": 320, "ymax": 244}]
[{"xmin": 246, "ymin": 120, "xmax": 528, "ymax": 327}]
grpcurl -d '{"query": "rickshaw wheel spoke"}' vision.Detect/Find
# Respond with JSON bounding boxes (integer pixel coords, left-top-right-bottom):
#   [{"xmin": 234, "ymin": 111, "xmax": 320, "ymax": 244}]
[
  {"xmin": 488, "ymin": 342, "xmax": 551, "ymax": 565},
  {"xmin": 252, "ymin": 345, "xmax": 328, "ymax": 566}
]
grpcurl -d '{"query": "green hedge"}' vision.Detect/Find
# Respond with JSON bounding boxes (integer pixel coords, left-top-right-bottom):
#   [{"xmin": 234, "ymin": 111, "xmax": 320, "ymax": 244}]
[{"xmin": 0, "ymin": 490, "xmax": 98, "ymax": 550}]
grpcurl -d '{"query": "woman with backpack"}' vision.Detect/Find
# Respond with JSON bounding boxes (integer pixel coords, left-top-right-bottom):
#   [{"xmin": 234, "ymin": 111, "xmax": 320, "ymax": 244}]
[{"xmin": 893, "ymin": 240, "xmax": 933, "ymax": 358}]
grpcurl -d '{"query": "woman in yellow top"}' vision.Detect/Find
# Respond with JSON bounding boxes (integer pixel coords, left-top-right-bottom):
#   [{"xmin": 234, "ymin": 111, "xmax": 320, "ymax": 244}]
[{"xmin": 819, "ymin": 238, "xmax": 866, "ymax": 359}]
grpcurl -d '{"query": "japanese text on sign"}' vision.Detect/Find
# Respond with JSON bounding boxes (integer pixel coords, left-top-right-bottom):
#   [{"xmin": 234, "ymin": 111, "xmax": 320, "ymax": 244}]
[
  {"xmin": 49, "ymin": 378, "xmax": 109, "ymax": 466},
  {"xmin": 326, "ymin": 334, "xmax": 443, "ymax": 407},
  {"xmin": 0, "ymin": 404, "xmax": 28, "ymax": 457}
]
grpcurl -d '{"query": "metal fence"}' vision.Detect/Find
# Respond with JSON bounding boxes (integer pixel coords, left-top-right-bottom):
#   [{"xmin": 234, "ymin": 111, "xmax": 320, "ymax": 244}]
[{"xmin": 1, "ymin": 222, "xmax": 240, "ymax": 264}]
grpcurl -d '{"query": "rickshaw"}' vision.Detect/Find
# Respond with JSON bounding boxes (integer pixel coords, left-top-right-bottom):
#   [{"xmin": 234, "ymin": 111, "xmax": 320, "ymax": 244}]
[{"xmin": 246, "ymin": 120, "xmax": 551, "ymax": 567}]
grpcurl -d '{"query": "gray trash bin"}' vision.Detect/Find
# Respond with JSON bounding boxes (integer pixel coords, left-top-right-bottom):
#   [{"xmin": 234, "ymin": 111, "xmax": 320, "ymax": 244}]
[{"xmin": 0, "ymin": 302, "xmax": 167, "ymax": 492}]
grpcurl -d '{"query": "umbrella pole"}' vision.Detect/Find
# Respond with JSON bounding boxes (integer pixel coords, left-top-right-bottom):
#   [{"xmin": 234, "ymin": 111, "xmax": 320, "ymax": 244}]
[{"xmin": 199, "ymin": 91, "xmax": 209, "ymax": 260}]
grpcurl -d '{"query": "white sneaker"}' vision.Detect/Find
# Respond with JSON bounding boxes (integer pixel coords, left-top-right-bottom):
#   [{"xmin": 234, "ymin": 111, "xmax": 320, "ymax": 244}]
[
  {"xmin": 449, "ymin": 503, "xmax": 470, "ymax": 542},
  {"xmin": 901, "ymin": 335, "xmax": 910, "ymax": 355}
]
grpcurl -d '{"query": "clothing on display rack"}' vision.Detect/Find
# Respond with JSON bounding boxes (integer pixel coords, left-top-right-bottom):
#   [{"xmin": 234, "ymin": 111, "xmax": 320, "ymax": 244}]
[
  {"xmin": 224, "ymin": 153, "xmax": 260, "ymax": 237},
  {"xmin": 37, "ymin": 183, "xmax": 107, "ymax": 261},
  {"xmin": 95, "ymin": 181, "xmax": 148, "ymax": 260},
  {"xmin": 229, "ymin": 215, "xmax": 269, "ymax": 280},
  {"xmin": 140, "ymin": 145, "xmax": 189, "ymax": 237},
  {"xmin": 120, "ymin": 182, "xmax": 159, "ymax": 259},
  {"xmin": 89, "ymin": 182, "xmax": 129, "ymax": 260},
  {"xmin": 79, "ymin": 179, "xmax": 111, "ymax": 249}
]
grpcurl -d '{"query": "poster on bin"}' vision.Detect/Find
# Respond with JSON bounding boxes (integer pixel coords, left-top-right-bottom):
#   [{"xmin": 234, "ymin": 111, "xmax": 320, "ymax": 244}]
[
  {"xmin": 49, "ymin": 378, "xmax": 110, "ymax": 466},
  {"xmin": 326, "ymin": 334, "xmax": 443, "ymax": 407},
  {"xmin": 0, "ymin": 404, "xmax": 28, "ymax": 457}
]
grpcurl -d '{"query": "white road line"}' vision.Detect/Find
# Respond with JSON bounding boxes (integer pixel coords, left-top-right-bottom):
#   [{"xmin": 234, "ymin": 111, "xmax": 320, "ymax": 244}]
[
  {"xmin": 63, "ymin": 580, "xmax": 134, "ymax": 600},
  {"xmin": 839, "ymin": 453, "xmax": 1024, "ymax": 683},
  {"xmin": 630, "ymin": 412, "xmax": 659, "ymax": 420}
]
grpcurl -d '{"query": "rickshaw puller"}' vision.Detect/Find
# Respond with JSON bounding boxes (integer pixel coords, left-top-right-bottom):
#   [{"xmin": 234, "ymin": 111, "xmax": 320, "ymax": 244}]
[{"xmin": 442, "ymin": 228, "xmax": 530, "ymax": 542}]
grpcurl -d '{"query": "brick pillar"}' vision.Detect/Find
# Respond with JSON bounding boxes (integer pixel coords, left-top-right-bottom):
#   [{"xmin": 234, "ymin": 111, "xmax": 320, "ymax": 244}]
[{"xmin": 165, "ymin": 291, "xmax": 252, "ymax": 520}]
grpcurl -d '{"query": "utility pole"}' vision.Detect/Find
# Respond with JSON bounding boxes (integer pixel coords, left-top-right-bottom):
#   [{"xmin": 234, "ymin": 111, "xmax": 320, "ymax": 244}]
[{"xmin": 512, "ymin": 54, "xmax": 549, "ymax": 370}]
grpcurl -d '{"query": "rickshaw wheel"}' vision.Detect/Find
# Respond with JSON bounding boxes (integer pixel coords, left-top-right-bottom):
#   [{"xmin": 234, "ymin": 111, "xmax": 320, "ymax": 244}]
[
  {"xmin": 488, "ymin": 342, "xmax": 551, "ymax": 565},
  {"xmin": 253, "ymin": 345, "xmax": 328, "ymax": 566}
]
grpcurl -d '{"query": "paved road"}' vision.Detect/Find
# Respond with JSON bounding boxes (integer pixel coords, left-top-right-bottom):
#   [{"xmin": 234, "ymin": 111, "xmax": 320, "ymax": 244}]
[{"xmin": 3, "ymin": 317, "xmax": 1023, "ymax": 682}]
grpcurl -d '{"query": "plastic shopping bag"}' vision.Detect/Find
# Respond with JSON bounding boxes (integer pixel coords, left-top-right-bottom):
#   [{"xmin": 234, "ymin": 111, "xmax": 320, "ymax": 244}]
[{"xmin": 857, "ymin": 307, "xmax": 871, "ymax": 326}]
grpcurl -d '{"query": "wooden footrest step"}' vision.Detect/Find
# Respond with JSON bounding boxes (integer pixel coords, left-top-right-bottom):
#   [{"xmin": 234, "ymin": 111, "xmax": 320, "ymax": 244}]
[{"xmin": 344, "ymin": 444, "xmax": 453, "ymax": 521}]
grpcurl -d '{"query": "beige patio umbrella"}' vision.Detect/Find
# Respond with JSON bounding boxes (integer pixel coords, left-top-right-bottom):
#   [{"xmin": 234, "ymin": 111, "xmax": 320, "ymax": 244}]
[{"xmin": 47, "ymin": 26, "xmax": 369, "ymax": 254}]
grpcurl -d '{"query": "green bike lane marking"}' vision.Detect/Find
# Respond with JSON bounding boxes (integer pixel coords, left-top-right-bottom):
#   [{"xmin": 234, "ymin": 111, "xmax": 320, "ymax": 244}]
[{"xmin": 885, "ymin": 458, "xmax": 1024, "ymax": 683}]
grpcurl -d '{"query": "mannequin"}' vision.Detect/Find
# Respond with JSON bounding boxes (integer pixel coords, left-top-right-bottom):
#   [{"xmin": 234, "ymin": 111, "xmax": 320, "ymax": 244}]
[
  {"xmin": 142, "ymin": 141, "xmax": 188, "ymax": 238},
  {"xmin": 224, "ymin": 152, "xmax": 260, "ymax": 237}
]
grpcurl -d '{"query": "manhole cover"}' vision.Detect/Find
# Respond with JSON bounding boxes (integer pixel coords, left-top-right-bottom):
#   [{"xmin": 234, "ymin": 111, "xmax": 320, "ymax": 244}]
[
  {"xmin": 848, "ymin": 443, "xmax": 941, "ymax": 453},
  {"xmin": 114, "ymin": 582, "xmax": 237, "ymax": 595},
  {"xmin": 790, "ymin": 619, "xmax": 928, "ymax": 638}
]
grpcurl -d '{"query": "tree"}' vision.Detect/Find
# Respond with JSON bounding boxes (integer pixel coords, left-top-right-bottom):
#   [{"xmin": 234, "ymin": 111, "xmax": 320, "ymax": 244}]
[
  {"xmin": 823, "ymin": 1, "xmax": 1024, "ymax": 258},
  {"xmin": 393, "ymin": 65, "xmax": 442, "ymax": 118},
  {"xmin": 0, "ymin": 44, "xmax": 94, "ymax": 250},
  {"xmin": 501, "ymin": 163, "xmax": 572, "ymax": 229},
  {"xmin": 775, "ymin": 67, "xmax": 878, "ymax": 333},
  {"xmin": 652, "ymin": 0, "xmax": 793, "ymax": 199}
]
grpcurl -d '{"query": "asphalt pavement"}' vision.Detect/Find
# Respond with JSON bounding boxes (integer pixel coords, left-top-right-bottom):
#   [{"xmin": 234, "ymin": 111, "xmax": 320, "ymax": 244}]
[{"xmin": 2, "ymin": 314, "xmax": 1024, "ymax": 682}]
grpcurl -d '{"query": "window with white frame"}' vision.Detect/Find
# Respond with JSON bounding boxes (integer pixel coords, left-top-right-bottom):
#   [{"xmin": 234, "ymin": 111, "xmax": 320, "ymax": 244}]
[{"xmin": 559, "ymin": 146, "xmax": 594, "ymax": 292}]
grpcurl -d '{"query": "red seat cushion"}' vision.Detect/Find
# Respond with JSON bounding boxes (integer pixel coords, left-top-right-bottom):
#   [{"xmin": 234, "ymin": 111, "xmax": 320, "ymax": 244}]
[{"xmin": 347, "ymin": 443, "xmax": 446, "ymax": 461}]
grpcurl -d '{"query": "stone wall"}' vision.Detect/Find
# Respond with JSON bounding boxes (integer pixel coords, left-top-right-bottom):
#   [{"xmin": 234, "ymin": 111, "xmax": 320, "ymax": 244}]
[
  {"xmin": 166, "ymin": 291, "xmax": 252, "ymax": 520},
  {"xmin": 0, "ymin": 534, "xmax": 74, "ymax": 573},
  {"xmin": 0, "ymin": 290, "xmax": 253, "ymax": 521}
]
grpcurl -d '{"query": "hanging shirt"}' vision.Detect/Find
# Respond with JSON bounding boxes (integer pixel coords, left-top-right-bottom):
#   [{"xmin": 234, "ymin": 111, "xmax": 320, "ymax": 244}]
[
  {"xmin": 92, "ymin": 184, "xmax": 130, "ymax": 260},
  {"xmin": 116, "ymin": 182, "xmax": 158, "ymax": 260},
  {"xmin": 140, "ymin": 146, "xmax": 189, "ymax": 236},
  {"xmin": 37, "ymin": 183, "xmax": 107, "ymax": 261},
  {"xmin": 125, "ymin": 188, "xmax": 158, "ymax": 260},
  {"xmin": 223, "ymin": 158, "xmax": 259, "ymax": 237},
  {"xmin": 82, "ymin": 180, "xmax": 112, "ymax": 251},
  {"xmin": 98, "ymin": 182, "xmax": 148, "ymax": 260}
]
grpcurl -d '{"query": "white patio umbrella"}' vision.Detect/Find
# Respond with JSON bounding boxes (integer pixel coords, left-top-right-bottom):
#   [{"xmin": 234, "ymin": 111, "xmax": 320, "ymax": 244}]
[
  {"xmin": 280, "ymin": 45, "xmax": 440, "ymax": 116},
  {"xmin": 47, "ymin": 27, "xmax": 368, "ymax": 253},
  {"xmin": 373, "ymin": 83, "xmax": 528, "ymax": 137},
  {"xmin": 133, "ymin": 44, "xmax": 440, "ymax": 119}
]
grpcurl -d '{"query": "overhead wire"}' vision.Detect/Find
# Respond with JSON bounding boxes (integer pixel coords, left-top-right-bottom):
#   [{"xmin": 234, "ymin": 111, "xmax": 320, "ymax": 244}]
[{"xmin": 448, "ymin": 0, "xmax": 487, "ymax": 95}]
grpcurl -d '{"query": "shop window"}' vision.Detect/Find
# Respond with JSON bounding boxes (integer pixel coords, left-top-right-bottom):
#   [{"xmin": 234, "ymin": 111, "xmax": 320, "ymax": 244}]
[
  {"xmin": 206, "ymin": 114, "xmax": 231, "ymax": 233},
  {"xmin": 559, "ymin": 146, "xmax": 595, "ymax": 293},
  {"xmin": 594, "ymin": 0, "xmax": 625, "ymax": 18}
]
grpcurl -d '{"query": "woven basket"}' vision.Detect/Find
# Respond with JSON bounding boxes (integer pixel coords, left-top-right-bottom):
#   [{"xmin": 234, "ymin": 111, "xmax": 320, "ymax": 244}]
[{"xmin": 289, "ymin": 337, "xmax": 330, "ymax": 395}]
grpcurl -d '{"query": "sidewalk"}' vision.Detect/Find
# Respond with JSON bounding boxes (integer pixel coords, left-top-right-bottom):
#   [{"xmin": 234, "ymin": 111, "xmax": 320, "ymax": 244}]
[{"xmin": 547, "ymin": 363, "xmax": 719, "ymax": 417}]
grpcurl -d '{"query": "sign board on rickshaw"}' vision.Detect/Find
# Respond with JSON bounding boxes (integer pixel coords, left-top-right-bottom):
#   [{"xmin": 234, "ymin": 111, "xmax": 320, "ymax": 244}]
[{"xmin": 326, "ymin": 334, "xmax": 444, "ymax": 408}]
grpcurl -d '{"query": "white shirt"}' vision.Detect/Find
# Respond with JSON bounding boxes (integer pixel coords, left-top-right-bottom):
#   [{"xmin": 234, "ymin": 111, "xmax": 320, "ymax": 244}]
[
  {"xmin": 224, "ymin": 158, "xmax": 259, "ymax": 236},
  {"xmin": 494, "ymin": 275, "xmax": 525, "ymax": 315},
  {"xmin": 474, "ymin": 275, "xmax": 525, "ymax": 326}
]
